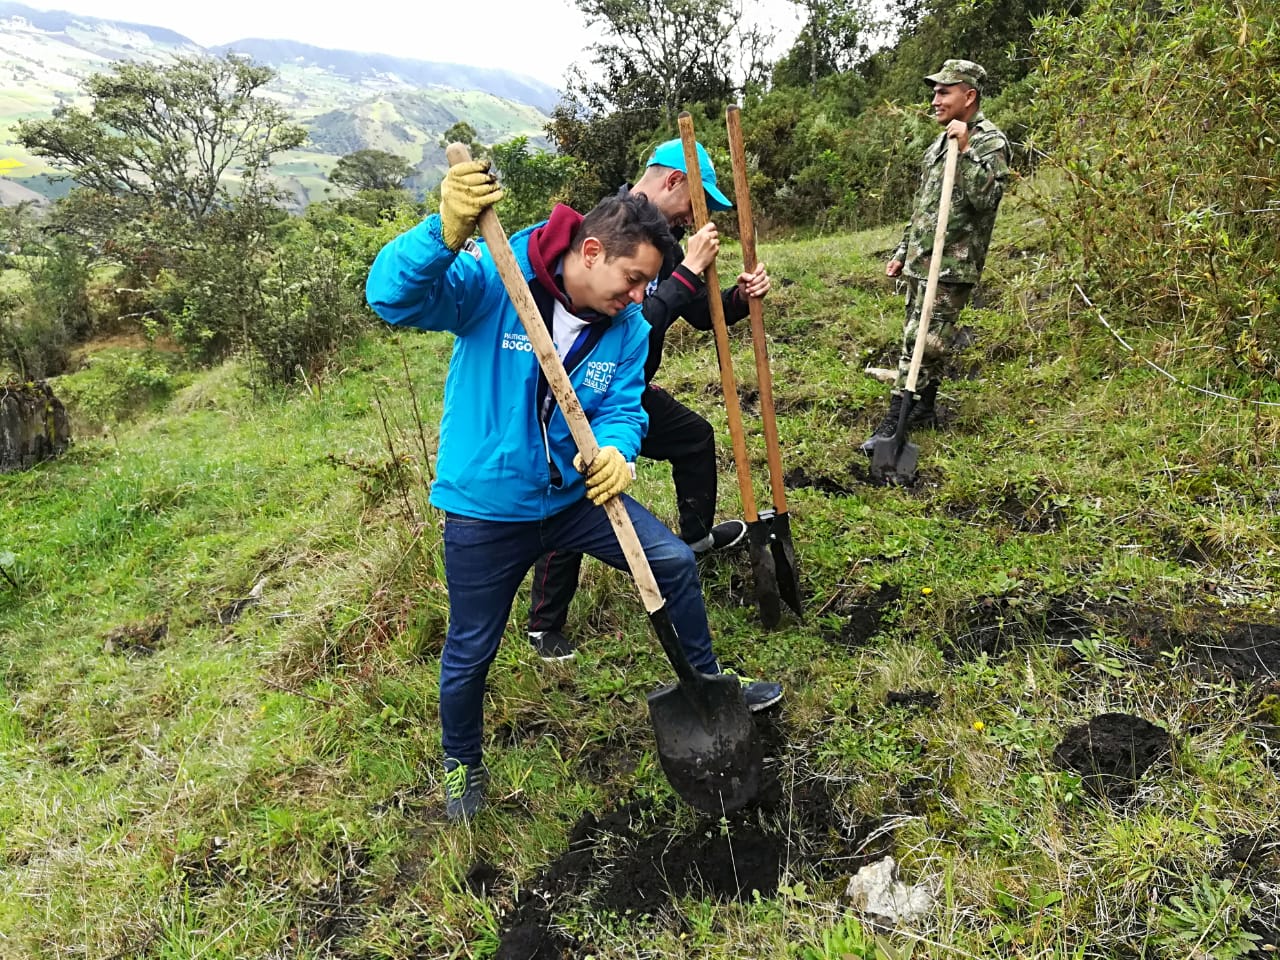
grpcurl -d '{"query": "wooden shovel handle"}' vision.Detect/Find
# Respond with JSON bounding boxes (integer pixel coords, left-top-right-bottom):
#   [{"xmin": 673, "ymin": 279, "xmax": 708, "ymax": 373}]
[
  {"xmin": 903, "ymin": 136, "xmax": 960, "ymax": 395},
  {"xmin": 725, "ymin": 105, "xmax": 787, "ymax": 514},
  {"xmin": 676, "ymin": 113, "xmax": 758, "ymax": 523},
  {"xmin": 444, "ymin": 143, "xmax": 664, "ymax": 613}
]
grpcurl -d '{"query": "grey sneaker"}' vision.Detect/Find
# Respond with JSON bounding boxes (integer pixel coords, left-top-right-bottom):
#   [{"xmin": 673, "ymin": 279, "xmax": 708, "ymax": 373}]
[
  {"xmin": 528, "ymin": 629, "xmax": 575, "ymax": 661},
  {"xmin": 722, "ymin": 669, "xmax": 784, "ymax": 712},
  {"xmin": 689, "ymin": 519, "xmax": 749, "ymax": 555},
  {"xmin": 443, "ymin": 758, "xmax": 489, "ymax": 821}
]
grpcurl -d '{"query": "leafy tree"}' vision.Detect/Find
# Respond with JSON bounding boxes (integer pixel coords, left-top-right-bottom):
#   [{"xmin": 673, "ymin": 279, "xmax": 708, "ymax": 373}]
[
  {"xmin": 440, "ymin": 121, "xmax": 487, "ymax": 161},
  {"xmin": 490, "ymin": 136, "xmax": 580, "ymax": 228},
  {"xmin": 330, "ymin": 149, "xmax": 414, "ymax": 193},
  {"xmin": 547, "ymin": 0, "xmax": 771, "ymax": 207},
  {"xmin": 774, "ymin": 0, "xmax": 879, "ymax": 91},
  {"xmin": 17, "ymin": 55, "xmax": 305, "ymax": 224}
]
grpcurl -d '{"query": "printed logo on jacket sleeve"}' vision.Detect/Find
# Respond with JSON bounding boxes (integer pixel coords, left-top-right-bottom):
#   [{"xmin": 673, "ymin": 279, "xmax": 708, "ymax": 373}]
[{"xmin": 582, "ymin": 360, "xmax": 616, "ymax": 393}]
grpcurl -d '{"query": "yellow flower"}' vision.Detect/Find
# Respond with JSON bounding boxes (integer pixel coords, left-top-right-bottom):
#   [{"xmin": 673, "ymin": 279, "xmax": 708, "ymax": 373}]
[
  {"xmin": 972, "ymin": 720, "xmax": 985, "ymax": 732},
  {"xmin": 921, "ymin": 587, "xmax": 934, "ymax": 596}
]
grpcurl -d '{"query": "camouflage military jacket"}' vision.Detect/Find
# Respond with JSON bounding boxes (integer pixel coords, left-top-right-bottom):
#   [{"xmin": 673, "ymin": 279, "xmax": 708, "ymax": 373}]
[{"xmin": 892, "ymin": 112, "xmax": 1010, "ymax": 285}]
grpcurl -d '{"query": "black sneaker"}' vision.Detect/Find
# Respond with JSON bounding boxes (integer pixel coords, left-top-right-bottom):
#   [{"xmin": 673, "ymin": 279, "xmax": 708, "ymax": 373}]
[
  {"xmin": 689, "ymin": 519, "xmax": 749, "ymax": 555},
  {"xmin": 528, "ymin": 629, "xmax": 575, "ymax": 661},
  {"xmin": 443, "ymin": 758, "xmax": 489, "ymax": 821},
  {"xmin": 722, "ymin": 669, "xmax": 784, "ymax": 712}
]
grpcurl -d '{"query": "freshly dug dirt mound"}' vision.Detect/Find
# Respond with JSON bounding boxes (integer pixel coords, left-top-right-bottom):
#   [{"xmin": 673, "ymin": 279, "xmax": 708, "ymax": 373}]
[
  {"xmin": 1052, "ymin": 713, "xmax": 1172, "ymax": 800},
  {"xmin": 495, "ymin": 719, "xmax": 893, "ymax": 957}
]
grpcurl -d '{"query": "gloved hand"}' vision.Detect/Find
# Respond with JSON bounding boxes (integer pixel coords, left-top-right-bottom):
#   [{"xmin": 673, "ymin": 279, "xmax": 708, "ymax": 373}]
[
  {"xmin": 439, "ymin": 160, "xmax": 504, "ymax": 251},
  {"xmin": 573, "ymin": 446, "xmax": 631, "ymax": 505}
]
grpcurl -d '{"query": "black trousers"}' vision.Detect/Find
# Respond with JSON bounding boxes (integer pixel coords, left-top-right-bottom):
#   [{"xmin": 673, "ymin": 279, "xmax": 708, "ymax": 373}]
[{"xmin": 527, "ymin": 385, "xmax": 717, "ymax": 633}]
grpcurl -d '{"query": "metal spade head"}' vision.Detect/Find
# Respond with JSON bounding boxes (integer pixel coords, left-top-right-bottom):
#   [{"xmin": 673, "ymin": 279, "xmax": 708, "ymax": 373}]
[
  {"xmin": 747, "ymin": 520, "xmax": 782, "ymax": 628},
  {"xmin": 648, "ymin": 674, "xmax": 762, "ymax": 814},
  {"xmin": 869, "ymin": 434, "xmax": 919, "ymax": 486},
  {"xmin": 767, "ymin": 510, "xmax": 803, "ymax": 618}
]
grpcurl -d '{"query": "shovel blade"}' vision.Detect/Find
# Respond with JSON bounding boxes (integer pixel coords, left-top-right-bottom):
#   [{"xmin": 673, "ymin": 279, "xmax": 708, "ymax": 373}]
[
  {"xmin": 767, "ymin": 511, "xmax": 803, "ymax": 619},
  {"xmin": 747, "ymin": 520, "xmax": 782, "ymax": 628},
  {"xmin": 648, "ymin": 676, "xmax": 761, "ymax": 814},
  {"xmin": 869, "ymin": 434, "xmax": 919, "ymax": 486}
]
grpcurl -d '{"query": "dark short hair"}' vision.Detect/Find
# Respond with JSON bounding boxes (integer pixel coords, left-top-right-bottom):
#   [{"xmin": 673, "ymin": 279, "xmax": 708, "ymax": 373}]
[{"xmin": 573, "ymin": 192, "xmax": 673, "ymax": 261}]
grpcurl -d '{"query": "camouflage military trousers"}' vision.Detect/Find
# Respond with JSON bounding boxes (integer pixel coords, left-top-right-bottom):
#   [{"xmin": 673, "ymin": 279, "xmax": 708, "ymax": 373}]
[{"xmin": 895, "ymin": 278, "xmax": 972, "ymax": 391}]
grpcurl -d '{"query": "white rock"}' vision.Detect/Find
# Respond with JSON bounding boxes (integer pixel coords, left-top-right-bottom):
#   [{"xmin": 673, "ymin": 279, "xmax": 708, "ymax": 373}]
[{"xmin": 844, "ymin": 856, "xmax": 936, "ymax": 926}]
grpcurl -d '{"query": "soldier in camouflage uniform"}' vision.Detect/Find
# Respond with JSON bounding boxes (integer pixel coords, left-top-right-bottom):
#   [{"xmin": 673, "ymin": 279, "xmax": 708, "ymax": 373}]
[{"xmin": 861, "ymin": 59, "xmax": 1010, "ymax": 454}]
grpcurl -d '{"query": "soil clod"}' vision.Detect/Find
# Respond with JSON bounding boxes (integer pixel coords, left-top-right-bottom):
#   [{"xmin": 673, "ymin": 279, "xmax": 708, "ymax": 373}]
[{"xmin": 1052, "ymin": 713, "xmax": 1172, "ymax": 801}]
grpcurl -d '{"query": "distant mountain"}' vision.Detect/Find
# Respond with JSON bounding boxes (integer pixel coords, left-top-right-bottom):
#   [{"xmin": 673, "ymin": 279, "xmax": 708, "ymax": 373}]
[
  {"xmin": 0, "ymin": 3, "xmax": 557, "ymax": 206},
  {"xmin": 210, "ymin": 39, "xmax": 558, "ymax": 113}
]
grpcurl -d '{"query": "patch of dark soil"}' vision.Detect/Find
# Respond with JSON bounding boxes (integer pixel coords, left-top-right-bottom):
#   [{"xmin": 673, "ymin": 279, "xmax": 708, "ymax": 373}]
[
  {"xmin": 495, "ymin": 919, "xmax": 573, "ymax": 960},
  {"xmin": 1243, "ymin": 910, "xmax": 1280, "ymax": 953},
  {"xmin": 944, "ymin": 491, "xmax": 1065, "ymax": 533},
  {"xmin": 464, "ymin": 859, "xmax": 500, "ymax": 898},
  {"xmin": 576, "ymin": 735, "xmax": 640, "ymax": 783},
  {"xmin": 102, "ymin": 617, "xmax": 167, "ymax": 656},
  {"xmin": 895, "ymin": 776, "xmax": 936, "ymax": 816},
  {"xmin": 1181, "ymin": 622, "xmax": 1280, "ymax": 683},
  {"xmin": 1051, "ymin": 713, "xmax": 1172, "ymax": 801},
  {"xmin": 496, "ymin": 721, "xmax": 892, "ymax": 953},
  {"xmin": 823, "ymin": 584, "xmax": 902, "ymax": 650},
  {"xmin": 944, "ymin": 596, "xmax": 1031, "ymax": 659},
  {"xmin": 1215, "ymin": 834, "xmax": 1280, "ymax": 879},
  {"xmin": 784, "ymin": 465, "xmax": 855, "ymax": 497},
  {"xmin": 886, "ymin": 689, "xmax": 938, "ymax": 712},
  {"xmin": 296, "ymin": 842, "xmax": 372, "ymax": 952}
]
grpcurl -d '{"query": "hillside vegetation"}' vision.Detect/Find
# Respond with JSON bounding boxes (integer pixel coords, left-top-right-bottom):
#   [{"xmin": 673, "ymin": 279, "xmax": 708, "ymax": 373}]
[
  {"xmin": 1, "ymin": 0, "xmax": 1278, "ymax": 956},
  {"xmin": 2, "ymin": 187, "xmax": 1277, "ymax": 957}
]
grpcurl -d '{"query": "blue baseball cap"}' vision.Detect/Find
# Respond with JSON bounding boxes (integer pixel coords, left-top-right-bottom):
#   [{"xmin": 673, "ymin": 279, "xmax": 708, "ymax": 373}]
[{"xmin": 646, "ymin": 138, "xmax": 733, "ymax": 211}]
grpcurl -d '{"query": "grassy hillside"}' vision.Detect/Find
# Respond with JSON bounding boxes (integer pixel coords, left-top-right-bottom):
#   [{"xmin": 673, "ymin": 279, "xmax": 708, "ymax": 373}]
[{"xmin": 1, "ymin": 194, "xmax": 1277, "ymax": 958}]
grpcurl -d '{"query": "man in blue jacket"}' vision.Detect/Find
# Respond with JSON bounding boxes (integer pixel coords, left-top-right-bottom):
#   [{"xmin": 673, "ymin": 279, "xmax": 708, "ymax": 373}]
[
  {"xmin": 366, "ymin": 159, "xmax": 783, "ymax": 820},
  {"xmin": 526, "ymin": 138, "xmax": 771, "ymax": 662}
]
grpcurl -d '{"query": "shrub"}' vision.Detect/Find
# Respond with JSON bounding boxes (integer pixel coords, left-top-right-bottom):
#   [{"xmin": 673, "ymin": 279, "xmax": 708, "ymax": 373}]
[{"xmin": 1027, "ymin": 0, "xmax": 1280, "ymax": 386}]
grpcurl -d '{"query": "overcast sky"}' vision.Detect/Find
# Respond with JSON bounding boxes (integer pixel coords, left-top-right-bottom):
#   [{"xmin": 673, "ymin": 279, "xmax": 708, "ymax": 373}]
[{"xmin": 23, "ymin": 0, "xmax": 807, "ymax": 88}]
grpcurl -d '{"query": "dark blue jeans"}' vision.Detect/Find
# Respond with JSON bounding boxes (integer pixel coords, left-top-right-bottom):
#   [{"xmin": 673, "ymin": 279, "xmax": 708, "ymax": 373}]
[{"xmin": 440, "ymin": 494, "xmax": 720, "ymax": 766}]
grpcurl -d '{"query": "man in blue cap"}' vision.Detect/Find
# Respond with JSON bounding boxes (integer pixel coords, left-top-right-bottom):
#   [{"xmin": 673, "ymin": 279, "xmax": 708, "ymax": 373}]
[{"xmin": 525, "ymin": 137, "xmax": 773, "ymax": 661}]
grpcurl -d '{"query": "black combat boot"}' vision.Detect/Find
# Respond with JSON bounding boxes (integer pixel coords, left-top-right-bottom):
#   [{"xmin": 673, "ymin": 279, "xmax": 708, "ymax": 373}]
[
  {"xmin": 908, "ymin": 382, "xmax": 938, "ymax": 429},
  {"xmin": 859, "ymin": 384, "xmax": 940, "ymax": 455},
  {"xmin": 859, "ymin": 392, "xmax": 905, "ymax": 455}
]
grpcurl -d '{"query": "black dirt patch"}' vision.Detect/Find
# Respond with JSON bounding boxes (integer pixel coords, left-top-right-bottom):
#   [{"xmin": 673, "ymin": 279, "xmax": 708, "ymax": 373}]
[
  {"xmin": 576, "ymin": 734, "xmax": 641, "ymax": 783},
  {"xmin": 495, "ymin": 921, "xmax": 572, "ymax": 960},
  {"xmin": 823, "ymin": 584, "xmax": 902, "ymax": 650},
  {"xmin": 886, "ymin": 689, "xmax": 939, "ymax": 711},
  {"xmin": 943, "ymin": 491, "xmax": 1065, "ymax": 533},
  {"xmin": 1051, "ymin": 713, "xmax": 1172, "ymax": 801},
  {"xmin": 102, "ymin": 616, "xmax": 167, "ymax": 655},
  {"xmin": 464, "ymin": 860, "xmax": 500, "ymax": 898},
  {"xmin": 495, "ymin": 720, "xmax": 893, "ymax": 953},
  {"xmin": 1182, "ymin": 622, "xmax": 1280, "ymax": 683},
  {"xmin": 945, "ymin": 596, "xmax": 1030, "ymax": 659},
  {"xmin": 785, "ymin": 465, "xmax": 855, "ymax": 497}
]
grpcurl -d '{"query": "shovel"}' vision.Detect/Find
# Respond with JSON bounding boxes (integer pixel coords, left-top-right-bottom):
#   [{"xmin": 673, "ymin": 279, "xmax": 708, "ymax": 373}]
[
  {"xmin": 725, "ymin": 104, "xmax": 802, "ymax": 624},
  {"xmin": 444, "ymin": 143, "xmax": 761, "ymax": 815},
  {"xmin": 676, "ymin": 113, "xmax": 787, "ymax": 628},
  {"xmin": 870, "ymin": 135, "xmax": 960, "ymax": 486}
]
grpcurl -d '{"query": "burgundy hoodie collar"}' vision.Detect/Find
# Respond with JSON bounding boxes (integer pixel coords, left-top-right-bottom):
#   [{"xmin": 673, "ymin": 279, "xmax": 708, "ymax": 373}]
[{"xmin": 528, "ymin": 204, "xmax": 583, "ymax": 311}]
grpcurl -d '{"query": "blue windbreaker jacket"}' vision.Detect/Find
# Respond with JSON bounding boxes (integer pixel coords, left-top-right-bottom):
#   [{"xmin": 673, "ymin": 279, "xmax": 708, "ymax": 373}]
[{"xmin": 365, "ymin": 214, "xmax": 651, "ymax": 521}]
